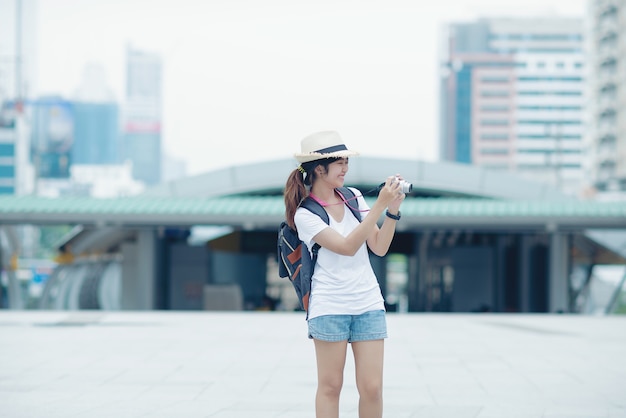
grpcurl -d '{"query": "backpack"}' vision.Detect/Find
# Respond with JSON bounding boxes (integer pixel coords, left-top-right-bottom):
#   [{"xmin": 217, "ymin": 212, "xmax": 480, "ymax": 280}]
[{"xmin": 277, "ymin": 187, "xmax": 362, "ymax": 316}]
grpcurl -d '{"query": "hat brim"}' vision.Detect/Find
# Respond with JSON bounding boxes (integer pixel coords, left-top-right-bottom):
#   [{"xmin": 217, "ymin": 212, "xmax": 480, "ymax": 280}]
[{"xmin": 294, "ymin": 149, "xmax": 359, "ymax": 163}]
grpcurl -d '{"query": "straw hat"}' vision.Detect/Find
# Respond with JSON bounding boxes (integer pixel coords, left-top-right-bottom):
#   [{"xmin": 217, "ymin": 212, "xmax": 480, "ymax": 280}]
[{"xmin": 294, "ymin": 131, "xmax": 359, "ymax": 163}]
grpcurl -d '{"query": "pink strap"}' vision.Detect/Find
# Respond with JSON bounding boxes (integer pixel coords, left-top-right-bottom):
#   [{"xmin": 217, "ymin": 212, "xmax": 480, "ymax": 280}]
[{"xmin": 309, "ymin": 189, "xmax": 369, "ymax": 213}]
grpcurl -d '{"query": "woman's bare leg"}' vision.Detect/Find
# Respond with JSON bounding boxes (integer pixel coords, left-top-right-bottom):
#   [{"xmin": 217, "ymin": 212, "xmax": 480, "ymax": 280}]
[
  {"xmin": 352, "ymin": 339, "xmax": 384, "ymax": 418},
  {"xmin": 313, "ymin": 339, "xmax": 348, "ymax": 418}
]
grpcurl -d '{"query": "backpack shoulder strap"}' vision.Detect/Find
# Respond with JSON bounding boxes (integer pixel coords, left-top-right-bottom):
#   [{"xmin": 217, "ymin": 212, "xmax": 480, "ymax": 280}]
[
  {"xmin": 300, "ymin": 196, "xmax": 329, "ymax": 225},
  {"xmin": 298, "ymin": 197, "xmax": 326, "ymax": 258},
  {"xmin": 335, "ymin": 187, "xmax": 362, "ymax": 222}
]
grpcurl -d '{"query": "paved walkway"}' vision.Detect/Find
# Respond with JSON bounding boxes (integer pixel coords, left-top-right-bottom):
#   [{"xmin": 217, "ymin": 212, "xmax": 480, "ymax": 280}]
[{"xmin": 0, "ymin": 311, "xmax": 625, "ymax": 418}]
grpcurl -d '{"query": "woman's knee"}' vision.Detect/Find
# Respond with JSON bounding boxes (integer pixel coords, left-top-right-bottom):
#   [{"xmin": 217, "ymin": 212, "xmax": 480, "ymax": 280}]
[
  {"xmin": 357, "ymin": 378, "xmax": 382, "ymax": 401},
  {"xmin": 318, "ymin": 375, "xmax": 344, "ymax": 398}
]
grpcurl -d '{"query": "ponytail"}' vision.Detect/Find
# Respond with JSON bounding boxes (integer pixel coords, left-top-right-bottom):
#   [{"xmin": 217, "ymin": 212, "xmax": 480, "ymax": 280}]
[
  {"xmin": 284, "ymin": 158, "xmax": 339, "ymax": 229},
  {"xmin": 284, "ymin": 168, "xmax": 307, "ymax": 229}
]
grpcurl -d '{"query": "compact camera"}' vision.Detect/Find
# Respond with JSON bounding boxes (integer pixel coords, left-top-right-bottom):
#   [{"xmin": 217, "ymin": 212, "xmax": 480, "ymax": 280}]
[
  {"xmin": 393, "ymin": 177, "xmax": 413, "ymax": 194},
  {"xmin": 376, "ymin": 177, "xmax": 413, "ymax": 194}
]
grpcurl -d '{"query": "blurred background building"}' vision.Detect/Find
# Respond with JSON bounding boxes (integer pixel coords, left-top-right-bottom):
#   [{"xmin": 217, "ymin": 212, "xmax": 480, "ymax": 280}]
[
  {"xmin": 72, "ymin": 62, "xmax": 121, "ymax": 167},
  {"xmin": 0, "ymin": 0, "xmax": 38, "ymax": 197},
  {"xmin": 122, "ymin": 46, "xmax": 163, "ymax": 186},
  {"xmin": 29, "ymin": 97, "xmax": 73, "ymax": 181},
  {"xmin": 585, "ymin": 0, "xmax": 626, "ymax": 200},
  {"xmin": 440, "ymin": 17, "xmax": 585, "ymax": 197}
]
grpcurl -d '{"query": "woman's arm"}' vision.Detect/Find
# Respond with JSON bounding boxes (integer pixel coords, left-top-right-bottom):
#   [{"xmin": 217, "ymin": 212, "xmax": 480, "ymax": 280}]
[
  {"xmin": 312, "ymin": 177, "xmax": 400, "ymax": 256},
  {"xmin": 367, "ymin": 174, "xmax": 406, "ymax": 256}
]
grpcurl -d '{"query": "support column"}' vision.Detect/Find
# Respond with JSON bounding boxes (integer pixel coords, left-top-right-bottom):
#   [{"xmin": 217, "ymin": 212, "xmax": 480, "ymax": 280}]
[
  {"xmin": 549, "ymin": 233, "xmax": 569, "ymax": 313},
  {"xmin": 0, "ymin": 226, "xmax": 23, "ymax": 309},
  {"xmin": 494, "ymin": 236, "xmax": 507, "ymax": 312},
  {"xmin": 407, "ymin": 232, "xmax": 426, "ymax": 312},
  {"xmin": 519, "ymin": 235, "xmax": 532, "ymax": 312},
  {"xmin": 121, "ymin": 229, "xmax": 157, "ymax": 310}
]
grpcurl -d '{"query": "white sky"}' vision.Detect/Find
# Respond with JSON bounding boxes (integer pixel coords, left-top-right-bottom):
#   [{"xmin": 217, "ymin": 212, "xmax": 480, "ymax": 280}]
[{"xmin": 33, "ymin": 0, "xmax": 586, "ymax": 176}]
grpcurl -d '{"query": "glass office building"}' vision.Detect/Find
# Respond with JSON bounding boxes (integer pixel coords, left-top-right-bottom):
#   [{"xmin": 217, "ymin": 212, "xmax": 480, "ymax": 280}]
[
  {"xmin": 72, "ymin": 102, "xmax": 120, "ymax": 165},
  {"xmin": 122, "ymin": 47, "xmax": 162, "ymax": 186},
  {"xmin": 28, "ymin": 97, "xmax": 73, "ymax": 179},
  {"xmin": 0, "ymin": 104, "xmax": 17, "ymax": 194},
  {"xmin": 586, "ymin": 0, "xmax": 626, "ymax": 197},
  {"xmin": 440, "ymin": 17, "xmax": 585, "ymax": 197}
]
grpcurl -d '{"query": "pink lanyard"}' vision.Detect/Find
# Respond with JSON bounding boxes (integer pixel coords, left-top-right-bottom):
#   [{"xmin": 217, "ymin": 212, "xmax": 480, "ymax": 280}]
[{"xmin": 308, "ymin": 190, "xmax": 369, "ymax": 213}]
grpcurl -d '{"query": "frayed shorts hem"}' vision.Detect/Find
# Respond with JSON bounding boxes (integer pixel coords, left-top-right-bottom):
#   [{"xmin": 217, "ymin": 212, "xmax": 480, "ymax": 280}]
[
  {"xmin": 309, "ymin": 332, "xmax": 388, "ymax": 343},
  {"xmin": 307, "ymin": 310, "xmax": 387, "ymax": 343}
]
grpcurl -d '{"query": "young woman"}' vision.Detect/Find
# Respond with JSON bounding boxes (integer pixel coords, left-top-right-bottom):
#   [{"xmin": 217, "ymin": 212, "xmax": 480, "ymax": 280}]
[{"xmin": 284, "ymin": 130, "xmax": 405, "ymax": 418}]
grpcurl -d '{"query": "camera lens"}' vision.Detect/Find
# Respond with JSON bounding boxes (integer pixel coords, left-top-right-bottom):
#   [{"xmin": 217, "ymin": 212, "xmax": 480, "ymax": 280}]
[{"xmin": 395, "ymin": 177, "xmax": 412, "ymax": 194}]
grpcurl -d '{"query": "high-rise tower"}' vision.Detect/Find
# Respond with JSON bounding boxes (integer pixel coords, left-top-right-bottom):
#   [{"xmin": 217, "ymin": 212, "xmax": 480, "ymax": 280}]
[
  {"xmin": 586, "ymin": 0, "xmax": 626, "ymax": 198},
  {"xmin": 122, "ymin": 46, "xmax": 162, "ymax": 186},
  {"xmin": 0, "ymin": 0, "xmax": 38, "ymax": 196},
  {"xmin": 440, "ymin": 17, "xmax": 585, "ymax": 196}
]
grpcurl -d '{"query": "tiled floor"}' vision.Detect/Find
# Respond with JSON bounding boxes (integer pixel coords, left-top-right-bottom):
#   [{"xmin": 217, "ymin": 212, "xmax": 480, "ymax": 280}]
[{"xmin": 0, "ymin": 311, "xmax": 625, "ymax": 417}]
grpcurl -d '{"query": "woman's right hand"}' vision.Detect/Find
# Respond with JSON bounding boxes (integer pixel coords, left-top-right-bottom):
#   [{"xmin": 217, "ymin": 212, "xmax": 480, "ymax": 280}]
[{"xmin": 378, "ymin": 176, "xmax": 402, "ymax": 205}]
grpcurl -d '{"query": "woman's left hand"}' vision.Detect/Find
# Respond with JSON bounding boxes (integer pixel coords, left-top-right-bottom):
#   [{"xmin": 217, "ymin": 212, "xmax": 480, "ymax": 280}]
[{"xmin": 387, "ymin": 174, "xmax": 406, "ymax": 212}]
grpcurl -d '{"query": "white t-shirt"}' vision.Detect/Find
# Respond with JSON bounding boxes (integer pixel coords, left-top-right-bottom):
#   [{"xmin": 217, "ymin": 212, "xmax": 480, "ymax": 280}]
[{"xmin": 294, "ymin": 187, "xmax": 385, "ymax": 320}]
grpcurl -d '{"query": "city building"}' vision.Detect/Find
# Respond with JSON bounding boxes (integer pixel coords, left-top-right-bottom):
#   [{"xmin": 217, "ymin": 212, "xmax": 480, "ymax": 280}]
[
  {"xmin": 70, "ymin": 162, "xmax": 144, "ymax": 198},
  {"xmin": 0, "ymin": 0, "xmax": 38, "ymax": 196},
  {"xmin": 28, "ymin": 97, "xmax": 73, "ymax": 180},
  {"xmin": 72, "ymin": 102, "xmax": 120, "ymax": 165},
  {"xmin": 35, "ymin": 161, "xmax": 144, "ymax": 198},
  {"xmin": 440, "ymin": 17, "xmax": 585, "ymax": 197},
  {"xmin": 585, "ymin": 0, "xmax": 626, "ymax": 199},
  {"xmin": 122, "ymin": 46, "xmax": 162, "ymax": 186},
  {"xmin": 71, "ymin": 62, "xmax": 121, "ymax": 166},
  {"xmin": 0, "ymin": 102, "xmax": 33, "ymax": 195},
  {"xmin": 0, "ymin": 0, "xmax": 38, "ymax": 104},
  {"xmin": 0, "ymin": 104, "xmax": 17, "ymax": 195}
]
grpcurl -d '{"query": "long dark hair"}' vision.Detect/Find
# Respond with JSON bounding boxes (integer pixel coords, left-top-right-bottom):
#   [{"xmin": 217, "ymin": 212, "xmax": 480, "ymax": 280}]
[{"xmin": 284, "ymin": 158, "xmax": 339, "ymax": 229}]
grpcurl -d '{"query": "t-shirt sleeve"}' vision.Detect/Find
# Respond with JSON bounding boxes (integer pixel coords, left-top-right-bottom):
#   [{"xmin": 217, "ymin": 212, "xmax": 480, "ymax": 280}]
[{"xmin": 294, "ymin": 208, "xmax": 329, "ymax": 250}]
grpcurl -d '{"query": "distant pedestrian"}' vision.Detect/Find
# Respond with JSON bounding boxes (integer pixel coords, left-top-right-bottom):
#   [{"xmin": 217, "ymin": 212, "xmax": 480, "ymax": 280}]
[{"xmin": 283, "ymin": 130, "xmax": 405, "ymax": 418}]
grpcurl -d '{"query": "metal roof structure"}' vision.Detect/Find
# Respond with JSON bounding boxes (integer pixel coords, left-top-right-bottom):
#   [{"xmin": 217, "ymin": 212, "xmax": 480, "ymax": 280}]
[
  {"xmin": 140, "ymin": 156, "xmax": 574, "ymax": 200},
  {"xmin": 0, "ymin": 157, "xmax": 622, "ymax": 232},
  {"xmin": 1, "ymin": 195, "xmax": 624, "ymax": 231}
]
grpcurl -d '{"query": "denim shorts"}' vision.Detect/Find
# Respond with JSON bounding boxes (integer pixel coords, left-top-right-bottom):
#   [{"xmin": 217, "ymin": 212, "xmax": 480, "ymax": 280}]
[{"xmin": 307, "ymin": 310, "xmax": 387, "ymax": 342}]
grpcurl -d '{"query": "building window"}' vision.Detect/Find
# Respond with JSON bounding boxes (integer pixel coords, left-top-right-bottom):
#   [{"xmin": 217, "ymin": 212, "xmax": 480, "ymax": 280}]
[
  {"xmin": 490, "ymin": 34, "xmax": 581, "ymax": 41},
  {"xmin": 483, "ymin": 164, "xmax": 509, "ymax": 170},
  {"xmin": 480, "ymin": 148, "xmax": 509, "ymax": 155},
  {"xmin": 0, "ymin": 143, "xmax": 15, "ymax": 157},
  {"xmin": 481, "ymin": 119, "xmax": 509, "ymax": 126},
  {"xmin": 518, "ymin": 105, "xmax": 582, "ymax": 111},
  {"xmin": 481, "ymin": 90, "xmax": 510, "ymax": 97},
  {"xmin": 481, "ymin": 105, "xmax": 510, "ymax": 112},
  {"xmin": 517, "ymin": 76, "xmax": 582, "ymax": 82},
  {"xmin": 517, "ymin": 120, "xmax": 581, "ymax": 125},
  {"xmin": 0, "ymin": 165, "xmax": 15, "ymax": 177},
  {"xmin": 480, "ymin": 76, "xmax": 509, "ymax": 83},
  {"xmin": 518, "ymin": 91, "xmax": 582, "ymax": 96},
  {"xmin": 480, "ymin": 133, "xmax": 509, "ymax": 140},
  {"xmin": 517, "ymin": 134, "xmax": 582, "ymax": 140},
  {"xmin": 517, "ymin": 149, "xmax": 581, "ymax": 154}
]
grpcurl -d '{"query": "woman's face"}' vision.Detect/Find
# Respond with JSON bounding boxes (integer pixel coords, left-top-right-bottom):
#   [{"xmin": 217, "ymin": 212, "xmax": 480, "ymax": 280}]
[{"xmin": 322, "ymin": 158, "xmax": 349, "ymax": 187}]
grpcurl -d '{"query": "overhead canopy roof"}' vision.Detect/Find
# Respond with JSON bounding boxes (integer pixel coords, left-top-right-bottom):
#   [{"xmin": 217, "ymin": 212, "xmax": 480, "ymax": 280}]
[
  {"xmin": 140, "ymin": 157, "xmax": 574, "ymax": 200},
  {"xmin": 2, "ymin": 156, "xmax": 622, "ymax": 265},
  {"xmin": 1, "ymin": 195, "xmax": 624, "ymax": 232},
  {"xmin": 0, "ymin": 156, "xmax": 621, "ymax": 232}
]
